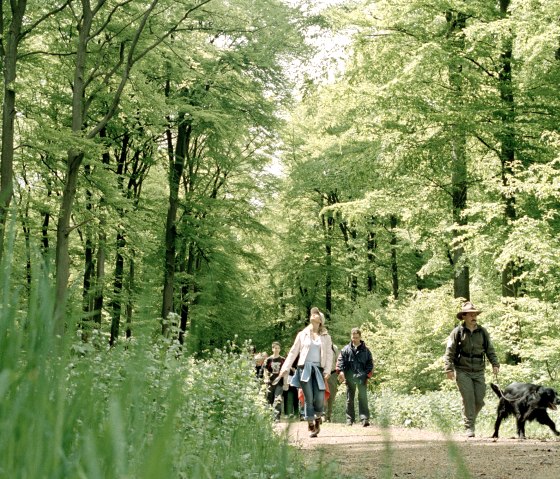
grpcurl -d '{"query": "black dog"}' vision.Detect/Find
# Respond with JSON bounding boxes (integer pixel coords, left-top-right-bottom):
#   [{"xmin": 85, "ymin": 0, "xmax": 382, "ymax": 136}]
[{"xmin": 491, "ymin": 382, "xmax": 560, "ymax": 439}]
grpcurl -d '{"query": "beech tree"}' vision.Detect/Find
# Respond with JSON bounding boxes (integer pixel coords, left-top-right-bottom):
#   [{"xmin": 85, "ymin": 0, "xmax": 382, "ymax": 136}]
[
  {"xmin": 156, "ymin": 0, "xmax": 307, "ymax": 349},
  {"xmin": 51, "ymin": 0, "xmax": 213, "ymax": 334},
  {"xmin": 0, "ymin": 1, "xmax": 72, "ymax": 265}
]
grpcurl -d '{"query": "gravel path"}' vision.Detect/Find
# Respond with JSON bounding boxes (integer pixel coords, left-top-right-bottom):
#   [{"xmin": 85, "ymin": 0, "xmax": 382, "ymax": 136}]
[{"xmin": 276, "ymin": 420, "xmax": 560, "ymax": 478}]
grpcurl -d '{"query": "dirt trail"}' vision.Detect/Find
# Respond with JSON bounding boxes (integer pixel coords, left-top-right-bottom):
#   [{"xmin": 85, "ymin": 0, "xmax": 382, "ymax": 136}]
[{"xmin": 276, "ymin": 421, "xmax": 560, "ymax": 478}]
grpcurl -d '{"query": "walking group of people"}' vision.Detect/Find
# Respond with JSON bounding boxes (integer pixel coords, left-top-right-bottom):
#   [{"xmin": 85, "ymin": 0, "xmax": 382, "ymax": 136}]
[
  {"xmin": 257, "ymin": 300, "xmax": 499, "ymax": 439},
  {"xmin": 260, "ymin": 307, "xmax": 374, "ymax": 437}
]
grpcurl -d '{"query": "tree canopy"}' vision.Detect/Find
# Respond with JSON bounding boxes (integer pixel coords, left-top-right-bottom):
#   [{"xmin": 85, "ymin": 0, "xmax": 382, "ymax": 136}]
[{"xmin": 1, "ymin": 0, "xmax": 560, "ymax": 387}]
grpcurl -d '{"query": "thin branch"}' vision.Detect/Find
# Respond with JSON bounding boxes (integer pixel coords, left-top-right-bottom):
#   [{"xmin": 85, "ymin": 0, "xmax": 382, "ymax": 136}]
[
  {"xmin": 89, "ymin": 0, "xmax": 133, "ymax": 40},
  {"xmin": 132, "ymin": 0, "xmax": 214, "ymax": 65},
  {"xmin": 475, "ymin": 134, "xmax": 500, "ymax": 156},
  {"xmin": 68, "ymin": 215, "xmax": 96, "ymax": 234},
  {"xmin": 20, "ymin": 0, "xmax": 73, "ymax": 40},
  {"xmin": 462, "ymin": 55, "xmax": 496, "ymax": 78}
]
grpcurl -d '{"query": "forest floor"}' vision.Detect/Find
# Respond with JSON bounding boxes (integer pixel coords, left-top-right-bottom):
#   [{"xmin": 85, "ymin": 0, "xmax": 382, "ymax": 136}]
[{"xmin": 276, "ymin": 420, "xmax": 560, "ymax": 479}]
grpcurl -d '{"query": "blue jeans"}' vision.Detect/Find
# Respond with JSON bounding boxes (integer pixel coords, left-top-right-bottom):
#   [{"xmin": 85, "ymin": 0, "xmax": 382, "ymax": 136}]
[
  {"xmin": 345, "ymin": 375, "xmax": 370, "ymax": 423},
  {"xmin": 300, "ymin": 368, "xmax": 325, "ymax": 420}
]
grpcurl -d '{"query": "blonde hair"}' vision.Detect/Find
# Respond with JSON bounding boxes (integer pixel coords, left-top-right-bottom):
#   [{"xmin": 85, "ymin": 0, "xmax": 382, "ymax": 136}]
[{"xmin": 309, "ymin": 307, "xmax": 327, "ymax": 333}]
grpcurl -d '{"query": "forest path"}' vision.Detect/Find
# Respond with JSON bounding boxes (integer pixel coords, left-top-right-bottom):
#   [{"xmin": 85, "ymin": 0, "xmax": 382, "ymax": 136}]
[{"xmin": 276, "ymin": 420, "xmax": 560, "ymax": 478}]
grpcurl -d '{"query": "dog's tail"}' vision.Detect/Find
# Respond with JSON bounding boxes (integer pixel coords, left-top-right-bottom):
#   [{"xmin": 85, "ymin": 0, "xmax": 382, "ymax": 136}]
[{"xmin": 490, "ymin": 383, "xmax": 504, "ymax": 399}]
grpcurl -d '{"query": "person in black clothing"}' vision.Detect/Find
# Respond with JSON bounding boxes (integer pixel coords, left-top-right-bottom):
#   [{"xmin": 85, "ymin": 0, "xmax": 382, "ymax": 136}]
[
  {"xmin": 337, "ymin": 328, "xmax": 374, "ymax": 427},
  {"xmin": 264, "ymin": 342, "xmax": 286, "ymax": 421},
  {"xmin": 283, "ymin": 365, "xmax": 300, "ymax": 418}
]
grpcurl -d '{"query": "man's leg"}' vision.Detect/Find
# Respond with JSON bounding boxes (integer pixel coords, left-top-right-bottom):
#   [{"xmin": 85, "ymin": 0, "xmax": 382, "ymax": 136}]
[
  {"xmin": 283, "ymin": 389, "xmax": 290, "ymax": 415},
  {"xmin": 272, "ymin": 383, "xmax": 284, "ymax": 420},
  {"xmin": 326, "ymin": 373, "xmax": 338, "ymax": 421},
  {"xmin": 356, "ymin": 381, "xmax": 370, "ymax": 425},
  {"xmin": 472, "ymin": 373, "xmax": 487, "ymax": 425},
  {"xmin": 346, "ymin": 379, "xmax": 356, "ymax": 425},
  {"xmin": 290, "ymin": 386, "xmax": 299, "ymax": 416},
  {"xmin": 456, "ymin": 371, "xmax": 476, "ymax": 435}
]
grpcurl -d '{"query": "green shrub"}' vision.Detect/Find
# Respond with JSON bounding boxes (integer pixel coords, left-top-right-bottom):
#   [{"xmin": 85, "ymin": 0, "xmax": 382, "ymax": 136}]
[{"xmin": 0, "ymin": 266, "xmax": 313, "ymax": 478}]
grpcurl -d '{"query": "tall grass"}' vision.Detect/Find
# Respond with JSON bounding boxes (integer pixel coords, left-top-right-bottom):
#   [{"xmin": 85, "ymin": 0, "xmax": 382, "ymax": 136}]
[{"xmin": 0, "ymin": 258, "xmax": 313, "ymax": 479}]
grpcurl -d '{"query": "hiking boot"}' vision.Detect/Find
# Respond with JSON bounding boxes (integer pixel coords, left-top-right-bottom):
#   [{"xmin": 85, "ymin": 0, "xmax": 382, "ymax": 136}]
[
  {"xmin": 465, "ymin": 429, "xmax": 475, "ymax": 438},
  {"xmin": 308, "ymin": 421, "xmax": 315, "ymax": 432},
  {"xmin": 314, "ymin": 417, "xmax": 321, "ymax": 435},
  {"xmin": 362, "ymin": 419, "xmax": 370, "ymax": 427},
  {"xmin": 346, "ymin": 420, "xmax": 354, "ymax": 426}
]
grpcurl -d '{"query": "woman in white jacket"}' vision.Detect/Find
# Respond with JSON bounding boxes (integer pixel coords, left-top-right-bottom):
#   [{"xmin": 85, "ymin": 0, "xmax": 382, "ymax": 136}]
[{"xmin": 275, "ymin": 307, "xmax": 333, "ymax": 437}]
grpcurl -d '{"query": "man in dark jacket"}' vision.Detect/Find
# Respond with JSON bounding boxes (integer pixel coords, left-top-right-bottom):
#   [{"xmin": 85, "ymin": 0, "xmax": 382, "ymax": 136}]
[
  {"xmin": 444, "ymin": 301, "xmax": 500, "ymax": 437},
  {"xmin": 337, "ymin": 328, "xmax": 374, "ymax": 426}
]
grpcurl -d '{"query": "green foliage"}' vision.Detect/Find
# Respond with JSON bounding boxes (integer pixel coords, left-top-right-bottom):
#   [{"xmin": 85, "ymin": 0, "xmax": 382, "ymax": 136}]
[
  {"xmin": 349, "ymin": 288, "xmax": 458, "ymax": 393},
  {"xmin": 0, "ymin": 265, "xmax": 319, "ymax": 478}
]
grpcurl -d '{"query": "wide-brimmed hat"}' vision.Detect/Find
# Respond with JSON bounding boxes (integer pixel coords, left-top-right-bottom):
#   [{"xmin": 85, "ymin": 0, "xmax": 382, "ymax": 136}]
[{"xmin": 456, "ymin": 301, "xmax": 482, "ymax": 319}]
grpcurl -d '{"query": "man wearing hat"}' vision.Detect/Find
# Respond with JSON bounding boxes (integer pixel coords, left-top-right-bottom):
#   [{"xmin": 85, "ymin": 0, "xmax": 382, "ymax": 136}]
[{"xmin": 444, "ymin": 301, "xmax": 500, "ymax": 437}]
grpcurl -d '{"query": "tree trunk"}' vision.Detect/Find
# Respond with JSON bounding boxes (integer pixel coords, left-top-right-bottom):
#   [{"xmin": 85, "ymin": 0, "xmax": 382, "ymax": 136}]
[
  {"xmin": 110, "ymin": 232, "xmax": 125, "ymax": 346},
  {"xmin": 53, "ymin": 1, "xmax": 92, "ymax": 334},
  {"xmin": 447, "ymin": 9, "xmax": 470, "ymax": 300},
  {"xmin": 22, "ymin": 199, "xmax": 31, "ymax": 288},
  {"xmin": 93, "ymin": 231, "xmax": 105, "ymax": 327},
  {"xmin": 414, "ymin": 250, "xmax": 426, "ymax": 290},
  {"xmin": 54, "ymin": 150, "xmax": 85, "ymax": 333},
  {"xmin": 389, "ymin": 215, "xmax": 399, "ymax": 300},
  {"xmin": 367, "ymin": 217, "xmax": 377, "ymax": 293},
  {"xmin": 109, "ymin": 132, "xmax": 129, "ymax": 346},
  {"xmin": 125, "ymin": 258, "xmax": 134, "ymax": 339},
  {"xmin": 0, "ymin": 0, "xmax": 26, "ymax": 265},
  {"xmin": 498, "ymin": 0, "xmax": 518, "ymax": 298},
  {"xmin": 321, "ymin": 212, "xmax": 333, "ymax": 320},
  {"xmin": 92, "ymin": 131, "xmax": 111, "ymax": 328},
  {"xmin": 162, "ymin": 113, "xmax": 190, "ymax": 333},
  {"xmin": 179, "ymin": 243, "xmax": 195, "ymax": 344},
  {"xmin": 81, "ymin": 166, "xmax": 95, "ymax": 341}
]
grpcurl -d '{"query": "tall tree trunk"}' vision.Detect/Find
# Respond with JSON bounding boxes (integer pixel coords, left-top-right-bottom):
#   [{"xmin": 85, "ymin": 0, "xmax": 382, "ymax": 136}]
[
  {"xmin": 332, "ymin": 190, "xmax": 358, "ymax": 302},
  {"xmin": 22, "ymin": 197, "xmax": 31, "ymax": 288},
  {"xmin": 92, "ymin": 133, "xmax": 111, "ymax": 328},
  {"xmin": 339, "ymin": 219, "xmax": 359, "ymax": 302},
  {"xmin": 179, "ymin": 243, "xmax": 195, "ymax": 345},
  {"xmin": 53, "ymin": 2, "xmax": 92, "ymax": 334},
  {"xmin": 125, "ymin": 258, "xmax": 134, "ymax": 339},
  {"xmin": 109, "ymin": 133, "xmax": 129, "ymax": 346},
  {"xmin": 110, "ymin": 232, "xmax": 125, "ymax": 346},
  {"xmin": 93, "ymin": 231, "xmax": 105, "ymax": 326},
  {"xmin": 367, "ymin": 217, "xmax": 377, "ymax": 293},
  {"xmin": 81, "ymin": 165, "xmax": 95, "ymax": 341},
  {"xmin": 447, "ymin": 9, "xmax": 470, "ymax": 300},
  {"xmin": 41, "ymin": 210, "xmax": 50, "ymax": 254},
  {"xmin": 321, "ymin": 212, "xmax": 333, "ymax": 319},
  {"xmin": 0, "ymin": 0, "xmax": 26, "ymax": 265},
  {"xmin": 54, "ymin": 150, "xmax": 85, "ymax": 333},
  {"xmin": 162, "ymin": 113, "xmax": 190, "ymax": 333},
  {"xmin": 498, "ymin": 0, "xmax": 518, "ymax": 298},
  {"xmin": 498, "ymin": 0, "xmax": 520, "ymax": 365},
  {"xmin": 40, "ymin": 174, "xmax": 52, "ymax": 256},
  {"xmin": 389, "ymin": 215, "xmax": 399, "ymax": 300}
]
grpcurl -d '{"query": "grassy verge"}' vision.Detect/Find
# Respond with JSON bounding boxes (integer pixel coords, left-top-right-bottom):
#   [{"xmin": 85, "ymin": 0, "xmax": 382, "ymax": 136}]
[{"xmin": 0, "ymin": 264, "xmax": 317, "ymax": 478}]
